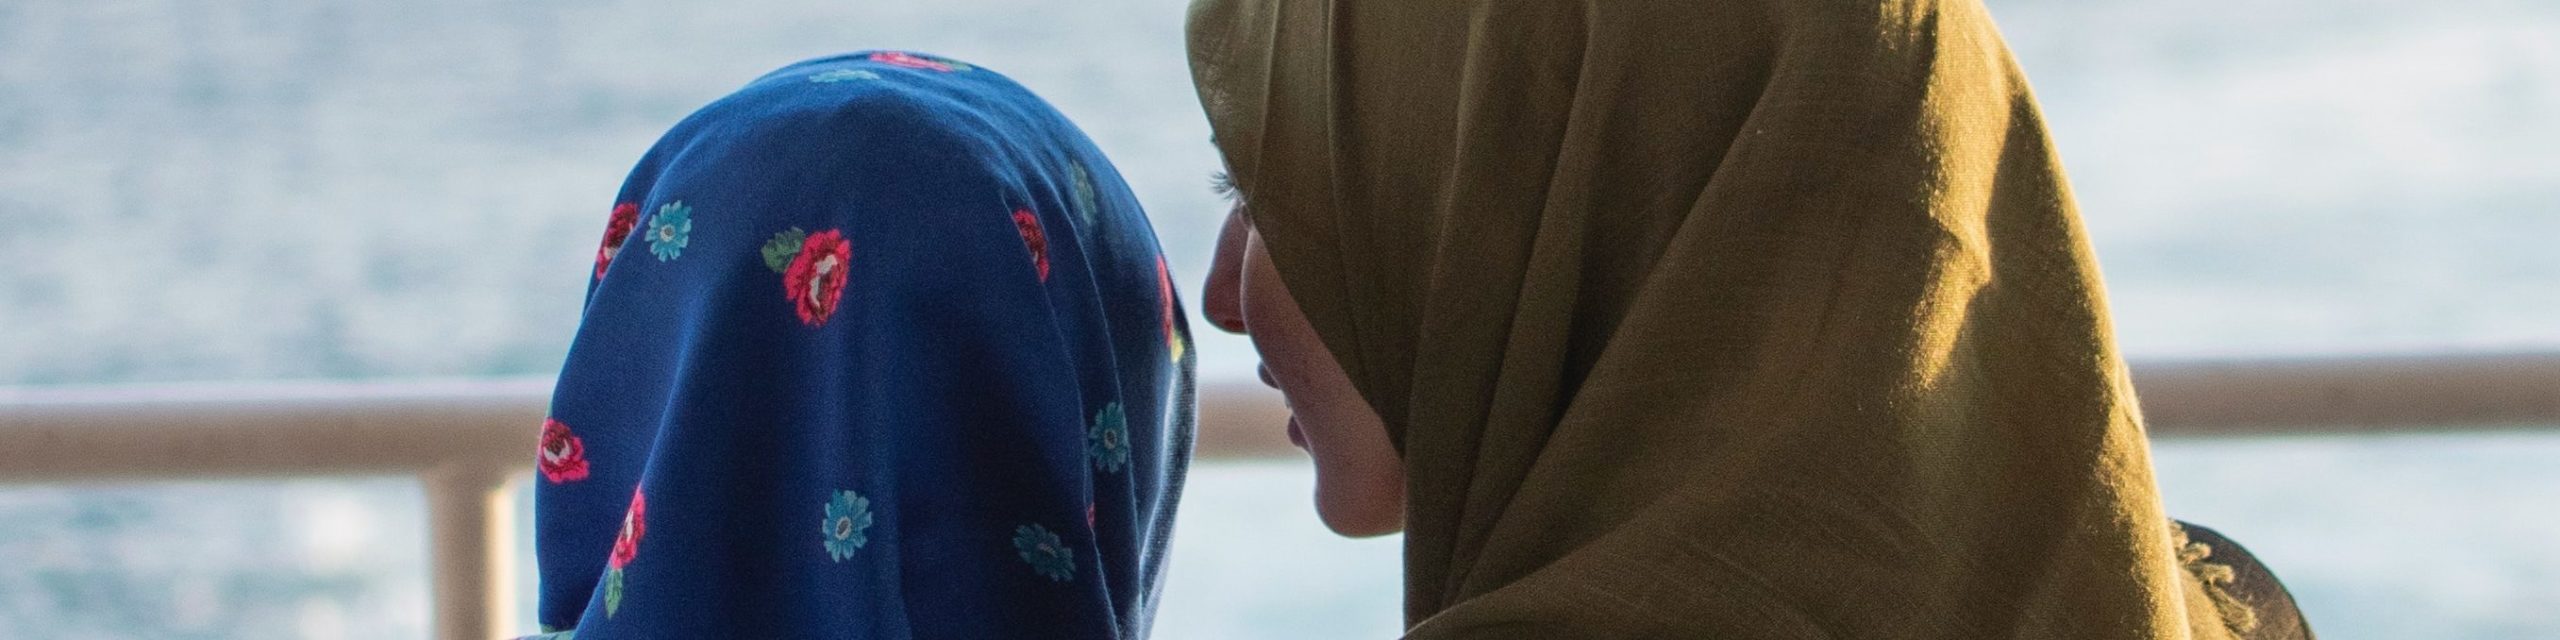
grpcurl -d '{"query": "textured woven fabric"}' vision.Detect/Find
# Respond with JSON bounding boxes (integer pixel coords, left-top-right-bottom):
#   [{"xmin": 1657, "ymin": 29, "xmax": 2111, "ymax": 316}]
[
  {"xmin": 532, "ymin": 51, "xmax": 1194, "ymax": 639},
  {"xmin": 1187, "ymin": 1, "xmax": 2252, "ymax": 636}
]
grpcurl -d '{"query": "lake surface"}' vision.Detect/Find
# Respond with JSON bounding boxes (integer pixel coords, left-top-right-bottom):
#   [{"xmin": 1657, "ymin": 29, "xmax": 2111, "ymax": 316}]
[{"xmin": 0, "ymin": 0, "xmax": 2553, "ymax": 637}]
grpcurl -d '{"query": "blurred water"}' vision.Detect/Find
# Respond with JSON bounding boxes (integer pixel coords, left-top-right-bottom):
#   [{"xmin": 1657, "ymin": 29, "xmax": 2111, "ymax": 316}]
[
  {"xmin": 0, "ymin": 0, "xmax": 2554, "ymax": 638},
  {"xmin": 0, "ymin": 479, "xmax": 428, "ymax": 638}
]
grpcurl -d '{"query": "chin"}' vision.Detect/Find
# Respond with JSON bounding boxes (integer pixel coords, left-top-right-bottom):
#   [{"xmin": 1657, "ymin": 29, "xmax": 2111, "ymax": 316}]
[{"xmin": 1313, "ymin": 485, "xmax": 1406, "ymax": 538}]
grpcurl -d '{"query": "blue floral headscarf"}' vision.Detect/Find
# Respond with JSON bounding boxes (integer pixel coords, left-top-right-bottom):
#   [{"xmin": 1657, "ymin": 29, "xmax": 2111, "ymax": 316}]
[{"xmin": 531, "ymin": 51, "xmax": 1195, "ymax": 639}]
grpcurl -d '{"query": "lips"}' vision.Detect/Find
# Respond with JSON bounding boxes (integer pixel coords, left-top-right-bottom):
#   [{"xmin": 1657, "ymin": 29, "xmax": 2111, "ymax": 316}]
[{"xmin": 1261, "ymin": 365, "xmax": 1308, "ymax": 450}]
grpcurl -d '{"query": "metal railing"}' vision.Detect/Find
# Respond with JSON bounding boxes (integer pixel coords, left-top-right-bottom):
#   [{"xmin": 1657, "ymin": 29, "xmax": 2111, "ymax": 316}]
[{"xmin": 2, "ymin": 353, "xmax": 2555, "ymax": 639}]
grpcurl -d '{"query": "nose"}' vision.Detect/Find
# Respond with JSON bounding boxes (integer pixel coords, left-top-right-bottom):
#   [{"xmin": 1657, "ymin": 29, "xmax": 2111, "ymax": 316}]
[
  {"xmin": 1202, "ymin": 269, "xmax": 1245, "ymax": 333},
  {"xmin": 1201, "ymin": 207, "xmax": 1249, "ymax": 334}
]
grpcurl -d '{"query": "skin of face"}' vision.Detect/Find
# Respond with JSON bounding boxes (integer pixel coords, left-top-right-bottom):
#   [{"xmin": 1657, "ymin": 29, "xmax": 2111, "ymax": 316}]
[{"xmin": 1203, "ymin": 205, "xmax": 1408, "ymax": 537}]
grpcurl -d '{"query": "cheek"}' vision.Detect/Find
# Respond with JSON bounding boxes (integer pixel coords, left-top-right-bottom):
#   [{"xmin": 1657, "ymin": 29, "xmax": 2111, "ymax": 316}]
[
  {"xmin": 1237, "ymin": 260, "xmax": 1321, "ymax": 378},
  {"xmin": 1235, "ymin": 233, "xmax": 1333, "ymax": 412}
]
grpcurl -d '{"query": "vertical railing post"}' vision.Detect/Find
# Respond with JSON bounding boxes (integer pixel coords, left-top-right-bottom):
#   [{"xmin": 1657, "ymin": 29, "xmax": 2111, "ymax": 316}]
[{"xmin": 426, "ymin": 464, "xmax": 520, "ymax": 640}]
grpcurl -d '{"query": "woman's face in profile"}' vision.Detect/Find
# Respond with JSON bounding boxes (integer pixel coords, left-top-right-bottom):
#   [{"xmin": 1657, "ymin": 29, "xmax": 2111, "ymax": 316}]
[{"xmin": 1203, "ymin": 203, "xmax": 1407, "ymax": 537}]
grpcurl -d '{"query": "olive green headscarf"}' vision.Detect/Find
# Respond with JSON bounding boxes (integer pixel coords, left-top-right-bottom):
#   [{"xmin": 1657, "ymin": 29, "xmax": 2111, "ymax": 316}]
[{"xmin": 1188, "ymin": 0, "xmax": 2259, "ymax": 637}]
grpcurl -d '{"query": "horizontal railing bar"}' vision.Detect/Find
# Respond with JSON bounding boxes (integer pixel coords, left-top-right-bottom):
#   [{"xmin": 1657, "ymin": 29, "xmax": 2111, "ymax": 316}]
[
  {"xmin": 0, "ymin": 353, "xmax": 2553, "ymax": 479},
  {"xmin": 2131, "ymin": 352, "xmax": 2560, "ymax": 437},
  {"xmin": 0, "ymin": 378, "xmax": 543, "ymax": 481}
]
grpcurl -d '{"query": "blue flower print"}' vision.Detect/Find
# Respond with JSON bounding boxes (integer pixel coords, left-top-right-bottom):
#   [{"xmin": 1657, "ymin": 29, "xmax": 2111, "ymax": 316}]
[
  {"xmin": 1069, "ymin": 161, "xmax": 1100, "ymax": 226},
  {"xmin": 1013, "ymin": 523, "xmax": 1075, "ymax": 582},
  {"xmin": 1088, "ymin": 403, "xmax": 1130, "ymax": 473},
  {"xmin": 808, "ymin": 69, "xmax": 881, "ymax": 83},
  {"xmin": 646, "ymin": 202, "xmax": 692, "ymax": 261},
  {"xmin": 822, "ymin": 490, "xmax": 875, "ymax": 562}
]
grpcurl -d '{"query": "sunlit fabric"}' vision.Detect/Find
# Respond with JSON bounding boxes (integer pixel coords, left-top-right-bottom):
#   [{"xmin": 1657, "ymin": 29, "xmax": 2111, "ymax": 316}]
[
  {"xmin": 530, "ymin": 51, "xmax": 1195, "ymax": 639},
  {"xmin": 1186, "ymin": 0, "xmax": 2283, "ymax": 637}
]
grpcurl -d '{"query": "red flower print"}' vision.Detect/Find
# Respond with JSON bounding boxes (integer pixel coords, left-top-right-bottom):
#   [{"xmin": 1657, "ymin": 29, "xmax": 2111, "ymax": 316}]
[
  {"xmin": 785, "ymin": 230, "xmax": 853, "ymax": 326},
  {"xmin": 868, "ymin": 51, "xmax": 954, "ymax": 72},
  {"xmin": 609, "ymin": 488, "xmax": 646, "ymax": 569},
  {"xmin": 1014, "ymin": 209, "xmax": 1049, "ymax": 282},
  {"xmin": 594, "ymin": 203, "xmax": 640, "ymax": 279},
  {"xmin": 537, "ymin": 418, "xmax": 589, "ymax": 483}
]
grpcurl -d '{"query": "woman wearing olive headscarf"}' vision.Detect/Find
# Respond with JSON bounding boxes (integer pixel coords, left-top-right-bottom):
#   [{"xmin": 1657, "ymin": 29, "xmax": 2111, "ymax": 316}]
[{"xmin": 1187, "ymin": 0, "xmax": 2309, "ymax": 638}]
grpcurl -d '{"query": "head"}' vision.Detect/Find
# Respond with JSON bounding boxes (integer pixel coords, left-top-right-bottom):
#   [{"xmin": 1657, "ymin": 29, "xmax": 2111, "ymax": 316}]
[
  {"xmin": 543, "ymin": 51, "xmax": 1186, "ymax": 635},
  {"xmin": 1202, "ymin": 197, "xmax": 1406, "ymax": 537}
]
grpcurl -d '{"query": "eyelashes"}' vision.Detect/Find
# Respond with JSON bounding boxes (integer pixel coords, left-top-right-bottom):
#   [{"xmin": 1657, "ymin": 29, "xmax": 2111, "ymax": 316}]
[{"xmin": 1209, "ymin": 170, "xmax": 1240, "ymax": 202}]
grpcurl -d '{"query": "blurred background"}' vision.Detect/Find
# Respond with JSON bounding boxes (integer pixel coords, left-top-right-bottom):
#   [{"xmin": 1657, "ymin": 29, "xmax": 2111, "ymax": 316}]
[{"xmin": 0, "ymin": 0, "xmax": 2555, "ymax": 638}]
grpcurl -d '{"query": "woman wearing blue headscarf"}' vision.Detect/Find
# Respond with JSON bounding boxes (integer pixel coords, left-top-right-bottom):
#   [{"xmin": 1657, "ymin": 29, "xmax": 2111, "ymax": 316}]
[{"xmin": 529, "ymin": 51, "xmax": 1194, "ymax": 639}]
